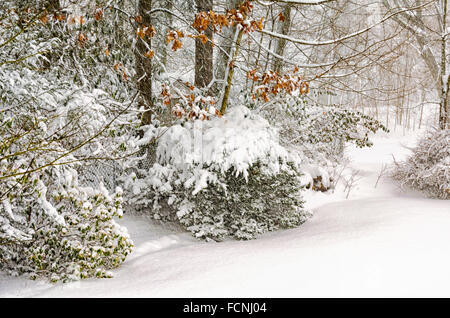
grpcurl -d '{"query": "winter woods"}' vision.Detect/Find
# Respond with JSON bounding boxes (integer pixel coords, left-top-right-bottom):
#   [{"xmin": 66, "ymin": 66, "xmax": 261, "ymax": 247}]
[{"xmin": 0, "ymin": 0, "xmax": 448, "ymax": 283}]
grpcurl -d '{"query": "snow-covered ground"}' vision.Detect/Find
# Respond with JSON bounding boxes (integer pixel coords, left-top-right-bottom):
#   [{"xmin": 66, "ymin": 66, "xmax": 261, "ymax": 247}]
[{"xmin": 1, "ymin": 129, "xmax": 449, "ymax": 297}]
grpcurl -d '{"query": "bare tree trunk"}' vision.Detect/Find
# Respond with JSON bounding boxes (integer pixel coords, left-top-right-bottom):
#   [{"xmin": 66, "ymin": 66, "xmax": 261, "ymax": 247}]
[
  {"xmin": 386, "ymin": 103, "xmax": 390, "ymax": 129},
  {"xmin": 220, "ymin": 26, "xmax": 244, "ymax": 114},
  {"xmin": 263, "ymin": 6, "xmax": 275, "ymax": 73},
  {"xmin": 194, "ymin": 0, "xmax": 213, "ymax": 90},
  {"xmin": 439, "ymin": 0, "xmax": 449, "ymax": 129},
  {"xmin": 251, "ymin": 7, "xmax": 271, "ymax": 94},
  {"xmin": 215, "ymin": 0, "xmax": 241, "ymax": 93},
  {"xmin": 135, "ymin": 0, "xmax": 153, "ymax": 126},
  {"xmin": 419, "ymin": 89, "xmax": 425, "ymax": 129},
  {"xmin": 273, "ymin": 4, "xmax": 292, "ymax": 73}
]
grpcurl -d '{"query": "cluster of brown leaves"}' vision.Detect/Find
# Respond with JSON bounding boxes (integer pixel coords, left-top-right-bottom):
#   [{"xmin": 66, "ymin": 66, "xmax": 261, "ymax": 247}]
[
  {"xmin": 37, "ymin": 5, "xmax": 104, "ymax": 26},
  {"xmin": 94, "ymin": 7, "xmax": 103, "ymax": 21},
  {"xmin": 77, "ymin": 32, "xmax": 88, "ymax": 46},
  {"xmin": 192, "ymin": 1, "xmax": 263, "ymax": 35},
  {"xmin": 35, "ymin": 9, "xmax": 90, "ymax": 47},
  {"xmin": 248, "ymin": 67, "xmax": 309, "ymax": 102},
  {"xmin": 166, "ymin": 29, "xmax": 216, "ymax": 51},
  {"xmin": 166, "ymin": 2, "xmax": 263, "ymax": 52},
  {"xmin": 39, "ymin": 13, "xmax": 49, "ymax": 24},
  {"xmin": 133, "ymin": 15, "xmax": 156, "ymax": 58},
  {"xmin": 144, "ymin": 49, "xmax": 154, "ymax": 58},
  {"xmin": 67, "ymin": 15, "xmax": 86, "ymax": 26},
  {"xmin": 38, "ymin": 10, "xmax": 66, "ymax": 25},
  {"xmin": 113, "ymin": 62, "xmax": 129, "ymax": 81},
  {"xmin": 166, "ymin": 30, "xmax": 185, "ymax": 51},
  {"xmin": 161, "ymin": 83, "xmax": 220, "ymax": 120},
  {"xmin": 184, "ymin": 94, "xmax": 220, "ymax": 120},
  {"xmin": 161, "ymin": 83, "xmax": 172, "ymax": 106},
  {"xmin": 14, "ymin": 6, "xmax": 66, "ymax": 26},
  {"xmin": 53, "ymin": 12, "xmax": 66, "ymax": 22},
  {"xmin": 136, "ymin": 25, "xmax": 155, "ymax": 39}
]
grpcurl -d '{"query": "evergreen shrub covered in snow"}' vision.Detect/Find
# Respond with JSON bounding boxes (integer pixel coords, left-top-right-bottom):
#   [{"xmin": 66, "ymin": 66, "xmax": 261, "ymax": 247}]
[
  {"xmin": 0, "ymin": 108, "xmax": 134, "ymax": 281},
  {"xmin": 124, "ymin": 106, "xmax": 311, "ymax": 240},
  {"xmin": 393, "ymin": 129, "xmax": 450, "ymax": 199},
  {"xmin": 0, "ymin": 0, "xmax": 165, "ymax": 281},
  {"xmin": 0, "ymin": 66, "xmax": 137, "ymax": 281},
  {"xmin": 0, "ymin": 99, "xmax": 135, "ymax": 282},
  {"xmin": 181, "ymin": 162, "xmax": 308, "ymax": 240},
  {"xmin": 0, "ymin": 177, "xmax": 133, "ymax": 282},
  {"xmin": 257, "ymin": 96, "xmax": 389, "ymax": 156},
  {"xmin": 254, "ymin": 95, "xmax": 389, "ymax": 191}
]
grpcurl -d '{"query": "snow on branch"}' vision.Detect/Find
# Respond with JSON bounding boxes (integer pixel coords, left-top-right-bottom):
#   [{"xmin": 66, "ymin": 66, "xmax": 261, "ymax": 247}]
[{"xmin": 260, "ymin": 0, "xmax": 435, "ymax": 46}]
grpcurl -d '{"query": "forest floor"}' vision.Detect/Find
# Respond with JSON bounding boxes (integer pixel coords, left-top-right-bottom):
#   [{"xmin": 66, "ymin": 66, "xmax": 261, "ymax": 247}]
[{"xmin": 1, "ymin": 128, "xmax": 449, "ymax": 297}]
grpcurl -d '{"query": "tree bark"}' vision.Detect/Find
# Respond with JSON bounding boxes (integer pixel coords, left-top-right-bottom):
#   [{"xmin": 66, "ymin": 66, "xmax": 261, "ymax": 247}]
[
  {"xmin": 215, "ymin": 0, "xmax": 241, "ymax": 93},
  {"xmin": 439, "ymin": 0, "xmax": 449, "ymax": 129},
  {"xmin": 135, "ymin": 0, "xmax": 153, "ymax": 126},
  {"xmin": 273, "ymin": 4, "xmax": 292, "ymax": 73},
  {"xmin": 194, "ymin": 0, "xmax": 214, "ymax": 90},
  {"xmin": 220, "ymin": 26, "xmax": 244, "ymax": 114}
]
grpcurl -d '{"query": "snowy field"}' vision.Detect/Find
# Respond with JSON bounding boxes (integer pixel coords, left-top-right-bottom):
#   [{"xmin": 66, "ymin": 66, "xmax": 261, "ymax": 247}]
[{"xmin": 1, "ymin": 129, "xmax": 449, "ymax": 298}]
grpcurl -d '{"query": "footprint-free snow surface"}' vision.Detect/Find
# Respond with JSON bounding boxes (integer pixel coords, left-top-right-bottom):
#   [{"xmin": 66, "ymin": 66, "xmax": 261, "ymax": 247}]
[{"xmin": 1, "ymin": 131, "xmax": 449, "ymax": 297}]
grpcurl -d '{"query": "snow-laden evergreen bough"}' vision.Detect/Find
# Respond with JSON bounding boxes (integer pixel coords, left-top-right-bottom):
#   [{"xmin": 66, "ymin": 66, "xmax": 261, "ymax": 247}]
[
  {"xmin": 0, "ymin": 179, "xmax": 133, "ymax": 282},
  {"xmin": 393, "ymin": 129, "xmax": 450, "ymax": 200},
  {"xmin": 123, "ymin": 106, "xmax": 312, "ymax": 241},
  {"xmin": 252, "ymin": 95, "xmax": 389, "ymax": 191},
  {"xmin": 0, "ymin": 68, "xmax": 137, "ymax": 281},
  {"xmin": 0, "ymin": 131, "xmax": 134, "ymax": 282},
  {"xmin": 0, "ymin": 0, "xmax": 144, "ymax": 281}
]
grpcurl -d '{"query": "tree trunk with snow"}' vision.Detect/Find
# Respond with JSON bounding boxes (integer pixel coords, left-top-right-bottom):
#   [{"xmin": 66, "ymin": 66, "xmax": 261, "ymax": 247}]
[
  {"xmin": 439, "ymin": 0, "xmax": 449, "ymax": 129},
  {"xmin": 215, "ymin": 0, "xmax": 241, "ymax": 94},
  {"xmin": 135, "ymin": 0, "xmax": 153, "ymax": 126},
  {"xmin": 220, "ymin": 25, "xmax": 244, "ymax": 114},
  {"xmin": 194, "ymin": 0, "xmax": 214, "ymax": 90},
  {"xmin": 273, "ymin": 4, "xmax": 292, "ymax": 74}
]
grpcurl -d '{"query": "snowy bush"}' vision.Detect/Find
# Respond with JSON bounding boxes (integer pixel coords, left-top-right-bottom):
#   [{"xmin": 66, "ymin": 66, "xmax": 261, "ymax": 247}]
[
  {"xmin": 0, "ymin": 179, "xmax": 133, "ymax": 282},
  {"xmin": 0, "ymin": 115, "xmax": 135, "ymax": 282},
  {"xmin": 393, "ymin": 129, "xmax": 450, "ymax": 199},
  {"xmin": 0, "ymin": 100, "xmax": 135, "ymax": 282},
  {"xmin": 0, "ymin": 63, "xmax": 138, "ymax": 282},
  {"xmin": 178, "ymin": 163, "xmax": 309, "ymax": 240},
  {"xmin": 258, "ymin": 96, "xmax": 389, "ymax": 155},
  {"xmin": 253, "ymin": 95, "xmax": 388, "ymax": 191},
  {"xmin": 123, "ymin": 106, "xmax": 311, "ymax": 241}
]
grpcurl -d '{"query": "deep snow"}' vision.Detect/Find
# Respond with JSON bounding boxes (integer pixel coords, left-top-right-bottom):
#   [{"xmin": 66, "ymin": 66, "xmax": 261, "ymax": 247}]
[{"xmin": 1, "ymin": 129, "xmax": 449, "ymax": 297}]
